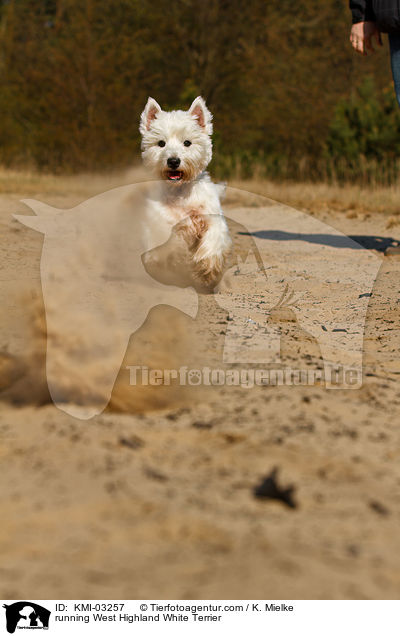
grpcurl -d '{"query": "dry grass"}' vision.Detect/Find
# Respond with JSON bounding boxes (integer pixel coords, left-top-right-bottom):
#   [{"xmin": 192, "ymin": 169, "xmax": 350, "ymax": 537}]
[
  {"xmin": 0, "ymin": 166, "xmax": 147, "ymax": 198},
  {"xmin": 1, "ymin": 166, "xmax": 400, "ymax": 217},
  {"xmin": 229, "ymin": 179, "xmax": 400, "ymax": 217}
]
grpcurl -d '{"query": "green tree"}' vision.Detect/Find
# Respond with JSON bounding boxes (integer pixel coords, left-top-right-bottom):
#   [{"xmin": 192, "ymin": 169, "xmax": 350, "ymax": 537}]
[{"xmin": 326, "ymin": 76, "xmax": 400, "ymax": 162}]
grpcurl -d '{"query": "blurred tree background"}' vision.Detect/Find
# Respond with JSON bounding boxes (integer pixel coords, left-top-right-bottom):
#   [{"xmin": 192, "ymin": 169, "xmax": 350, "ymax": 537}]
[{"xmin": 0, "ymin": 0, "xmax": 398, "ymax": 182}]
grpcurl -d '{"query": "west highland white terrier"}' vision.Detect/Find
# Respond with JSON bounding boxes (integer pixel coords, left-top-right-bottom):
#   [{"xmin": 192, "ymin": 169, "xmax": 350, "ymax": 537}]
[{"xmin": 139, "ymin": 96, "xmax": 232, "ymax": 291}]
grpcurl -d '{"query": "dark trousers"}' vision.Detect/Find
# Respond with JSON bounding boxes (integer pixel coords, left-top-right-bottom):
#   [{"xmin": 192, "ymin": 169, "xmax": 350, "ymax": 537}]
[{"xmin": 389, "ymin": 32, "xmax": 400, "ymax": 106}]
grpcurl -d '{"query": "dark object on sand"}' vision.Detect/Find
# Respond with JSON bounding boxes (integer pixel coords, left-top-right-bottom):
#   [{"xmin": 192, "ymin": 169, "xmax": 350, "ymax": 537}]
[
  {"xmin": 253, "ymin": 467, "xmax": 297, "ymax": 508},
  {"xmin": 119, "ymin": 436, "xmax": 144, "ymax": 450},
  {"xmin": 369, "ymin": 499, "xmax": 390, "ymax": 516}
]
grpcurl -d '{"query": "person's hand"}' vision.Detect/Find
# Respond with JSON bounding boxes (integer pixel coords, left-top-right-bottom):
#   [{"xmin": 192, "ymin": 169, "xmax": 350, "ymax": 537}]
[{"xmin": 350, "ymin": 21, "xmax": 382, "ymax": 54}]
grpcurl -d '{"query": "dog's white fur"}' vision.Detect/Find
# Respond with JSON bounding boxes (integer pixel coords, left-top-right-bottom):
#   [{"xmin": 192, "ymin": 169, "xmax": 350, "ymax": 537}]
[{"xmin": 139, "ymin": 96, "xmax": 232, "ymax": 290}]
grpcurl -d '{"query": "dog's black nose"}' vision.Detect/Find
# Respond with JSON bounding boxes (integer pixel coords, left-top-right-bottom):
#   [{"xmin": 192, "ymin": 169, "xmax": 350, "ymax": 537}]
[{"xmin": 167, "ymin": 157, "xmax": 181, "ymax": 169}]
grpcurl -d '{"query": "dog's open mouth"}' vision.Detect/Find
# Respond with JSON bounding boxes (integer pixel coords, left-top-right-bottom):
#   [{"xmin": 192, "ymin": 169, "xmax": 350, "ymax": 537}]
[{"xmin": 167, "ymin": 170, "xmax": 183, "ymax": 181}]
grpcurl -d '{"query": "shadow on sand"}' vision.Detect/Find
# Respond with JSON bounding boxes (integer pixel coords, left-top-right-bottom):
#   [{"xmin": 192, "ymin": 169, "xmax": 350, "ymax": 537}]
[{"xmin": 239, "ymin": 230, "xmax": 400, "ymax": 252}]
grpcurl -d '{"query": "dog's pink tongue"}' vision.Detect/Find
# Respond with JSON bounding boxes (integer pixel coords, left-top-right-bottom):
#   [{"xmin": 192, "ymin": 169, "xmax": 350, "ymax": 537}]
[{"xmin": 169, "ymin": 173, "xmax": 181, "ymax": 180}]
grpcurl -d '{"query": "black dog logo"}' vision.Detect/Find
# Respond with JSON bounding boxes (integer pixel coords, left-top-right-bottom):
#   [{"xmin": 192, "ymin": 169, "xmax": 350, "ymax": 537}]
[{"xmin": 2, "ymin": 602, "xmax": 50, "ymax": 633}]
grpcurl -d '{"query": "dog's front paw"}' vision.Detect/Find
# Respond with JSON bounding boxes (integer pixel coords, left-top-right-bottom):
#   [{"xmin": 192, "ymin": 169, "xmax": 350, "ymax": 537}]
[
  {"xmin": 195, "ymin": 223, "xmax": 232, "ymax": 290},
  {"xmin": 174, "ymin": 211, "xmax": 232, "ymax": 291},
  {"xmin": 174, "ymin": 208, "xmax": 208, "ymax": 251}
]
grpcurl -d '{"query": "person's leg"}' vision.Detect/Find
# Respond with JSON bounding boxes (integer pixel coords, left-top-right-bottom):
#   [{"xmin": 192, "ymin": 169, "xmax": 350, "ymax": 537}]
[{"xmin": 389, "ymin": 33, "xmax": 400, "ymax": 106}]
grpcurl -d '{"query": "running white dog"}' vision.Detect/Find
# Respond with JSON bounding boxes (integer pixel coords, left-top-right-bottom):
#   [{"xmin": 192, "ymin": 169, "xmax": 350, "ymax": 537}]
[{"xmin": 139, "ymin": 96, "xmax": 232, "ymax": 291}]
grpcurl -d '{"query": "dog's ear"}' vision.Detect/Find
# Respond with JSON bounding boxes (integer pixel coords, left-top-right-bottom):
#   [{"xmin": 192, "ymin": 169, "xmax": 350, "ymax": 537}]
[
  {"xmin": 140, "ymin": 97, "xmax": 162, "ymax": 133},
  {"xmin": 13, "ymin": 199, "xmax": 63, "ymax": 234},
  {"xmin": 188, "ymin": 97, "xmax": 213, "ymax": 134}
]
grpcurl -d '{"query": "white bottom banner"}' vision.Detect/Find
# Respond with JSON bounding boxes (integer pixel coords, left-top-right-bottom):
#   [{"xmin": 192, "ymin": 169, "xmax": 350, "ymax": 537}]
[{"xmin": 1, "ymin": 600, "xmax": 398, "ymax": 635}]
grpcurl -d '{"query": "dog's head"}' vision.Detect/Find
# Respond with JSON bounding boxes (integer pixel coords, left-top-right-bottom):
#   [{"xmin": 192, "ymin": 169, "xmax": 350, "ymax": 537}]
[{"xmin": 139, "ymin": 96, "xmax": 213, "ymax": 183}]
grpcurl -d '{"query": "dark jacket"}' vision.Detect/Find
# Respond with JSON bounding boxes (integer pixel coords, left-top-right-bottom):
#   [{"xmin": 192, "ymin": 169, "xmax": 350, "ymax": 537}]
[{"xmin": 350, "ymin": 0, "xmax": 400, "ymax": 33}]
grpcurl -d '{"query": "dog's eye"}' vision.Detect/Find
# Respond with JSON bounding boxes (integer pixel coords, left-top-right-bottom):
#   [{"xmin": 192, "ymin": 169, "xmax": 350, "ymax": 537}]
[
  {"xmin": 158, "ymin": 140, "xmax": 166, "ymax": 147},
  {"xmin": 183, "ymin": 140, "xmax": 192, "ymax": 147}
]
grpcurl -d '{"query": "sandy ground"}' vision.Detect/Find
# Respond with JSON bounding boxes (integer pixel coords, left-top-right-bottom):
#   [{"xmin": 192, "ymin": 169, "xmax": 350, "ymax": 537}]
[{"xmin": 1, "ymin": 177, "xmax": 400, "ymax": 600}]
